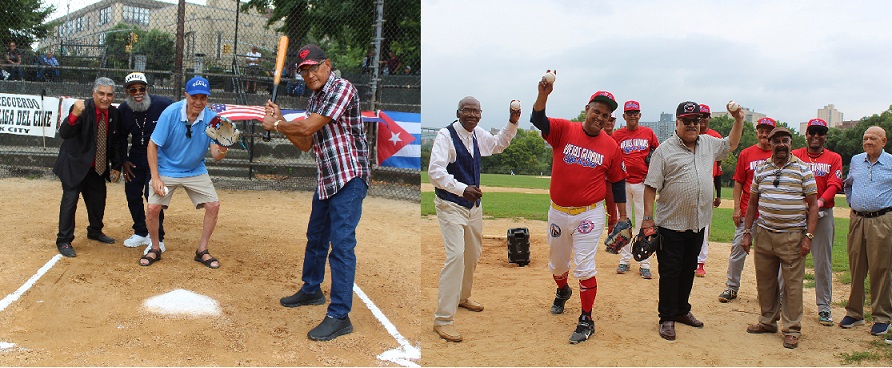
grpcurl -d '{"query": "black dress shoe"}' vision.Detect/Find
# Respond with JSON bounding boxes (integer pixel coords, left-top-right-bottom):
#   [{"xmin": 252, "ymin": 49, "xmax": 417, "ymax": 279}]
[
  {"xmin": 308, "ymin": 316, "xmax": 353, "ymax": 341},
  {"xmin": 660, "ymin": 321, "xmax": 676, "ymax": 341},
  {"xmin": 675, "ymin": 312, "xmax": 704, "ymax": 328},
  {"xmin": 280, "ymin": 290, "xmax": 326, "ymax": 307},
  {"xmin": 57, "ymin": 243, "xmax": 76, "ymax": 257},
  {"xmin": 87, "ymin": 233, "xmax": 115, "ymax": 244}
]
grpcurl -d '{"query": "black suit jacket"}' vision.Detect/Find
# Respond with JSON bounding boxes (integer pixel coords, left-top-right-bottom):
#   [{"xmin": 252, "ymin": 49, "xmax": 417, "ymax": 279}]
[{"xmin": 53, "ymin": 98, "xmax": 122, "ymax": 187}]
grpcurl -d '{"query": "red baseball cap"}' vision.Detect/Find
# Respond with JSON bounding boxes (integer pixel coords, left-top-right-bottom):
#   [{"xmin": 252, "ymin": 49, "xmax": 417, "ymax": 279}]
[
  {"xmin": 807, "ymin": 118, "xmax": 829, "ymax": 131},
  {"xmin": 589, "ymin": 91, "xmax": 618, "ymax": 111},
  {"xmin": 624, "ymin": 100, "xmax": 640, "ymax": 112},
  {"xmin": 757, "ymin": 117, "xmax": 777, "ymax": 128},
  {"xmin": 699, "ymin": 104, "xmax": 711, "ymax": 116}
]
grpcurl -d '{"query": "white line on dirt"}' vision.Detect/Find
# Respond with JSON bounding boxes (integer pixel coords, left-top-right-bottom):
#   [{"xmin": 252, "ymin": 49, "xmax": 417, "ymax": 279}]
[
  {"xmin": 353, "ymin": 283, "xmax": 420, "ymax": 367},
  {"xmin": 0, "ymin": 255, "xmax": 63, "ymax": 313}
]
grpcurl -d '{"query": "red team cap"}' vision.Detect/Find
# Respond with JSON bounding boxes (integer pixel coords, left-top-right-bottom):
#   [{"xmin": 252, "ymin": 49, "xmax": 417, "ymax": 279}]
[
  {"xmin": 296, "ymin": 44, "xmax": 327, "ymax": 69},
  {"xmin": 624, "ymin": 100, "xmax": 640, "ymax": 112},
  {"xmin": 699, "ymin": 104, "xmax": 711, "ymax": 116},
  {"xmin": 756, "ymin": 117, "xmax": 777, "ymax": 128},
  {"xmin": 807, "ymin": 118, "xmax": 829, "ymax": 133},
  {"xmin": 589, "ymin": 91, "xmax": 618, "ymax": 111},
  {"xmin": 676, "ymin": 101, "xmax": 701, "ymax": 118}
]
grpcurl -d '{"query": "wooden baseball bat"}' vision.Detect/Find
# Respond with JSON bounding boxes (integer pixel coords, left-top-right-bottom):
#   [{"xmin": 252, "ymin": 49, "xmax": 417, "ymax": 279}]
[{"xmin": 264, "ymin": 35, "xmax": 289, "ymax": 142}]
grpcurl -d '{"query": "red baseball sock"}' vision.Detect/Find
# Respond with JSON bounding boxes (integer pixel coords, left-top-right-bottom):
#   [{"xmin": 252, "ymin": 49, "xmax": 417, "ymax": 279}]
[
  {"xmin": 553, "ymin": 271, "xmax": 569, "ymax": 289},
  {"xmin": 579, "ymin": 277, "xmax": 598, "ymax": 314}
]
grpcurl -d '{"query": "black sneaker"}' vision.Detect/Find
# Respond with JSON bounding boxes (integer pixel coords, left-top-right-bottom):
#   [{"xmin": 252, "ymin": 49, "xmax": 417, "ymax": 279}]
[
  {"xmin": 57, "ymin": 242, "xmax": 76, "ymax": 257},
  {"xmin": 718, "ymin": 288, "xmax": 737, "ymax": 303},
  {"xmin": 569, "ymin": 314, "xmax": 594, "ymax": 344},
  {"xmin": 551, "ymin": 285, "xmax": 572, "ymax": 315},
  {"xmin": 280, "ymin": 290, "xmax": 326, "ymax": 307},
  {"xmin": 308, "ymin": 316, "xmax": 353, "ymax": 341}
]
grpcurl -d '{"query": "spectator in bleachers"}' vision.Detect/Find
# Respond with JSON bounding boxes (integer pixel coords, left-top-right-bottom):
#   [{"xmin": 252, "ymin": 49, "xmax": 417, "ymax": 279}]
[
  {"xmin": 37, "ymin": 50, "xmax": 60, "ymax": 82},
  {"xmin": 4, "ymin": 41, "xmax": 24, "ymax": 81}
]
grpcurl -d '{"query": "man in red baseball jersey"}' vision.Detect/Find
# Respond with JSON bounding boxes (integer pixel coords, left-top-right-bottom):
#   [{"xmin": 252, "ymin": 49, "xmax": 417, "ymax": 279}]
[
  {"xmin": 719, "ymin": 117, "xmax": 777, "ymax": 302},
  {"xmin": 612, "ymin": 100, "xmax": 660, "ymax": 279},
  {"xmin": 791, "ymin": 118, "xmax": 843, "ymax": 326},
  {"xmin": 531, "ymin": 71, "xmax": 628, "ymax": 344},
  {"xmin": 695, "ymin": 104, "xmax": 724, "ymax": 277}
]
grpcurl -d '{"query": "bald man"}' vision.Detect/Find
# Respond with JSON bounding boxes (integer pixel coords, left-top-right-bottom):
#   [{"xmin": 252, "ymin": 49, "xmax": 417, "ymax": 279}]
[{"xmin": 841, "ymin": 126, "xmax": 892, "ymax": 336}]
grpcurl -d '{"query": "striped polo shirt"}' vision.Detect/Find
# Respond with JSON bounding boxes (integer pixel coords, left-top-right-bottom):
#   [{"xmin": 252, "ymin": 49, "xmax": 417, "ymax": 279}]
[{"xmin": 751, "ymin": 155, "xmax": 817, "ymax": 232}]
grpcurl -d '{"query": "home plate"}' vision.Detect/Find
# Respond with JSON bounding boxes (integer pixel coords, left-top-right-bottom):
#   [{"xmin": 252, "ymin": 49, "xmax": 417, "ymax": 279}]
[{"xmin": 143, "ymin": 289, "xmax": 221, "ymax": 317}]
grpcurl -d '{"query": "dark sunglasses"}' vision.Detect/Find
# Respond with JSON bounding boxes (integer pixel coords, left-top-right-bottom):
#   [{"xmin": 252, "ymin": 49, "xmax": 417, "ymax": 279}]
[
  {"xmin": 679, "ymin": 117, "xmax": 699, "ymax": 126},
  {"xmin": 807, "ymin": 129, "xmax": 827, "ymax": 136},
  {"xmin": 185, "ymin": 122, "xmax": 191, "ymax": 139},
  {"xmin": 127, "ymin": 86, "xmax": 147, "ymax": 94},
  {"xmin": 773, "ymin": 169, "xmax": 781, "ymax": 187}
]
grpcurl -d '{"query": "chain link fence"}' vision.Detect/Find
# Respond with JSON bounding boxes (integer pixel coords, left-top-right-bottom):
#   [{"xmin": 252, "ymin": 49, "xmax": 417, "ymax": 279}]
[{"xmin": 0, "ymin": 0, "xmax": 420, "ymax": 202}]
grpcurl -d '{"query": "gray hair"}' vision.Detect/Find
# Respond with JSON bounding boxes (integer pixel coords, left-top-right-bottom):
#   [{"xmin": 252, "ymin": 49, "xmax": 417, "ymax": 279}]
[
  {"xmin": 93, "ymin": 77, "xmax": 115, "ymax": 92},
  {"xmin": 457, "ymin": 96, "xmax": 479, "ymax": 109}
]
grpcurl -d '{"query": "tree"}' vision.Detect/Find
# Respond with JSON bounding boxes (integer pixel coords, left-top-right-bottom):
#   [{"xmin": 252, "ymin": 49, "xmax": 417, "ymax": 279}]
[
  {"xmin": 481, "ymin": 129, "xmax": 552, "ymax": 175},
  {"xmin": 241, "ymin": 0, "xmax": 420, "ymax": 74},
  {"xmin": 102, "ymin": 24, "xmax": 175, "ymax": 71},
  {"xmin": 1, "ymin": 0, "xmax": 55, "ymax": 48}
]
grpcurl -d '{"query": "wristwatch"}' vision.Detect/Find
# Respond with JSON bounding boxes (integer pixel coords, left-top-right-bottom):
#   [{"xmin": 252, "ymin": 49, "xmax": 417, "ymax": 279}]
[
  {"xmin": 642, "ymin": 215, "xmax": 653, "ymax": 221},
  {"xmin": 805, "ymin": 232, "xmax": 815, "ymax": 240}
]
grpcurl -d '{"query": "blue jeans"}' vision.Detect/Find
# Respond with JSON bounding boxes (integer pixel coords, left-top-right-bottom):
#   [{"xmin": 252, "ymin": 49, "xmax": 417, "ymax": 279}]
[{"xmin": 300, "ymin": 178, "xmax": 367, "ymax": 319}]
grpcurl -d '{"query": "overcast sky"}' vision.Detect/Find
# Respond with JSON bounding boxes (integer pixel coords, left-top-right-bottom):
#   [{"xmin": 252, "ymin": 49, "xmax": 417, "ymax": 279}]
[{"xmin": 422, "ymin": 0, "xmax": 892, "ymax": 131}]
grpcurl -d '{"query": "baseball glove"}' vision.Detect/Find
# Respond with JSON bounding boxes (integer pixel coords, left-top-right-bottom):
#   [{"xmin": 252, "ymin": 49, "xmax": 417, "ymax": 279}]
[
  {"xmin": 632, "ymin": 227, "xmax": 661, "ymax": 262},
  {"xmin": 206, "ymin": 115, "xmax": 240, "ymax": 147},
  {"xmin": 604, "ymin": 218, "xmax": 633, "ymax": 254}
]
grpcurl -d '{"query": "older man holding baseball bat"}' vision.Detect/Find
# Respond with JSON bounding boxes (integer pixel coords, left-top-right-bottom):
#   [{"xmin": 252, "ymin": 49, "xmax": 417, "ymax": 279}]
[{"xmin": 262, "ymin": 44, "xmax": 370, "ymax": 342}]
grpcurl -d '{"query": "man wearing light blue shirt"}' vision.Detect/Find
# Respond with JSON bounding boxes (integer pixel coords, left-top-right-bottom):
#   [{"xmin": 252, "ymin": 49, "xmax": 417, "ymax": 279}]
[
  {"xmin": 140, "ymin": 76, "xmax": 229, "ymax": 269},
  {"xmin": 841, "ymin": 126, "xmax": 892, "ymax": 336}
]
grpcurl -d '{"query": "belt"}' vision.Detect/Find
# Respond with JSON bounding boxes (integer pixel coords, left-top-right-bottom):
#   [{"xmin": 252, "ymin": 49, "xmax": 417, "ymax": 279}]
[
  {"xmin": 852, "ymin": 207, "xmax": 892, "ymax": 218},
  {"xmin": 551, "ymin": 202, "xmax": 597, "ymax": 216}
]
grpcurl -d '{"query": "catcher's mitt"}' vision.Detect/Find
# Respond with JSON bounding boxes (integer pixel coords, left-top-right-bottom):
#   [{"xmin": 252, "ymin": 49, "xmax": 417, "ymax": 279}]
[
  {"xmin": 604, "ymin": 218, "xmax": 633, "ymax": 254},
  {"xmin": 206, "ymin": 115, "xmax": 240, "ymax": 147},
  {"xmin": 632, "ymin": 227, "xmax": 661, "ymax": 262}
]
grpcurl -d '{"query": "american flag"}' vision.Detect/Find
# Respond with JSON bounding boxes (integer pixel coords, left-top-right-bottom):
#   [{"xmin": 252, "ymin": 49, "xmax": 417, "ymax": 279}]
[{"xmin": 209, "ymin": 103, "xmax": 266, "ymax": 121}]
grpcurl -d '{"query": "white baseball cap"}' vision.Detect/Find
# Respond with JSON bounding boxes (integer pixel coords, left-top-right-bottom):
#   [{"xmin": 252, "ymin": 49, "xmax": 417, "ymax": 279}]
[{"xmin": 124, "ymin": 72, "xmax": 148, "ymax": 88}]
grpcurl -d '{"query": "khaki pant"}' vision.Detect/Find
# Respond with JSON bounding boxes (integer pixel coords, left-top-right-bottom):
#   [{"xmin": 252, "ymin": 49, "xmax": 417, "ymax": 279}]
[
  {"xmin": 753, "ymin": 227, "xmax": 805, "ymax": 337},
  {"xmin": 845, "ymin": 212, "xmax": 892, "ymax": 323},
  {"xmin": 433, "ymin": 196, "xmax": 483, "ymax": 326}
]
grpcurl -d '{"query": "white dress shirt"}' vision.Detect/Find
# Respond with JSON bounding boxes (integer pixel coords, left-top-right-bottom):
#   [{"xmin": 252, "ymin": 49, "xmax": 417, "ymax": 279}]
[{"xmin": 428, "ymin": 120, "xmax": 518, "ymax": 196}]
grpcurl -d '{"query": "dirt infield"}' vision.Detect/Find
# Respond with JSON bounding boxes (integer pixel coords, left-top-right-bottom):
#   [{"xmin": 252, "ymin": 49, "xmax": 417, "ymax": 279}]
[
  {"xmin": 421, "ymin": 217, "xmax": 882, "ymax": 366},
  {"xmin": 0, "ymin": 177, "xmax": 420, "ymax": 366}
]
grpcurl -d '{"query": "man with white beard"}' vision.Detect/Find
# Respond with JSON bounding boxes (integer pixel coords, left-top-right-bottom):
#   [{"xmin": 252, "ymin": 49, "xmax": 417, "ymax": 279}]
[{"xmin": 117, "ymin": 72, "xmax": 174, "ymax": 255}]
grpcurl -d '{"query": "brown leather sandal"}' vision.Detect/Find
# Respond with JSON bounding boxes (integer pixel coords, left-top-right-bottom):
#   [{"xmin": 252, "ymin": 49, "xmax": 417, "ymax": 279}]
[
  {"xmin": 139, "ymin": 249, "xmax": 162, "ymax": 267},
  {"xmin": 194, "ymin": 249, "xmax": 220, "ymax": 269}
]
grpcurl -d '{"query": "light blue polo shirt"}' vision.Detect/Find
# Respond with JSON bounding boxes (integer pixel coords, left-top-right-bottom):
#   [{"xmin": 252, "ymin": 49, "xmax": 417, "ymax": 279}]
[{"xmin": 150, "ymin": 99, "xmax": 217, "ymax": 178}]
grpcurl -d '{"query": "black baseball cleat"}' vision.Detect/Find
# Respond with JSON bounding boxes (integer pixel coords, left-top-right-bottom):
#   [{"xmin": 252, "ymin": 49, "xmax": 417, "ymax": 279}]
[
  {"xmin": 280, "ymin": 290, "xmax": 326, "ymax": 307},
  {"xmin": 569, "ymin": 314, "xmax": 594, "ymax": 344},
  {"xmin": 551, "ymin": 285, "xmax": 572, "ymax": 314},
  {"xmin": 57, "ymin": 242, "xmax": 76, "ymax": 257}
]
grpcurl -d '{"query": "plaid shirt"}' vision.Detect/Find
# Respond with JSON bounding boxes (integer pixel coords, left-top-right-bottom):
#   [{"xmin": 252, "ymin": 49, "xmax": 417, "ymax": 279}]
[{"xmin": 307, "ymin": 73, "xmax": 370, "ymax": 199}]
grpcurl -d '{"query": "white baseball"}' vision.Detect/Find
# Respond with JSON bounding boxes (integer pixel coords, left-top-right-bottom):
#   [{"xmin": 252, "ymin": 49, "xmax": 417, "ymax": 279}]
[
  {"xmin": 162, "ymin": 186, "xmax": 169, "ymax": 196},
  {"xmin": 510, "ymin": 100, "xmax": 521, "ymax": 110},
  {"xmin": 727, "ymin": 100, "xmax": 740, "ymax": 112},
  {"xmin": 543, "ymin": 72, "xmax": 556, "ymax": 84}
]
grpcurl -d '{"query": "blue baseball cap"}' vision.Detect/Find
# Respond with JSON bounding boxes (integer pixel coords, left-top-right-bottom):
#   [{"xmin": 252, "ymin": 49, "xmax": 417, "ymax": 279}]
[{"xmin": 185, "ymin": 76, "xmax": 211, "ymax": 96}]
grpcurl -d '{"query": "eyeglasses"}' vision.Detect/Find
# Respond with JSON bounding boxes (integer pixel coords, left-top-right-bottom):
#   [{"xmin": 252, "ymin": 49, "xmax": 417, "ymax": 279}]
[
  {"xmin": 679, "ymin": 118, "xmax": 699, "ymax": 126},
  {"xmin": 773, "ymin": 169, "xmax": 782, "ymax": 187},
  {"xmin": 127, "ymin": 86, "xmax": 146, "ymax": 94},
  {"xmin": 298, "ymin": 61, "xmax": 326, "ymax": 76},
  {"xmin": 185, "ymin": 123, "xmax": 191, "ymax": 139},
  {"xmin": 807, "ymin": 129, "xmax": 827, "ymax": 136},
  {"xmin": 460, "ymin": 108, "xmax": 482, "ymax": 115}
]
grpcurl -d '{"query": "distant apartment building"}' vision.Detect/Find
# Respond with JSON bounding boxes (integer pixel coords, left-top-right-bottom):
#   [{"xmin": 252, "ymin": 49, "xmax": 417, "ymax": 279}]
[
  {"xmin": 639, "ymin": 112, "xmax": 675, "ymax": 142},
  {"xmin": 817, "ymin": 104, "xmax": 844, "ymax": 127},
  {"xmin": 40, "ymin": 0, "xmax": 280, "ymax": 71},
  {"xmin": 711, "ymin": 106, "xmax": 766, "ymax": 125}
]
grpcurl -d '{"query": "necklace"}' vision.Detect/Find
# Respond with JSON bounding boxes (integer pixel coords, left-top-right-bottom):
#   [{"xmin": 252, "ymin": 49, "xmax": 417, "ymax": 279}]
[
  {"xmin": 806, "ymin": 148, "xmax": 824, "ymax": 163},
  {"xmin": 134, "ymin": 114, "xmax": 147, "ymax": 146}
]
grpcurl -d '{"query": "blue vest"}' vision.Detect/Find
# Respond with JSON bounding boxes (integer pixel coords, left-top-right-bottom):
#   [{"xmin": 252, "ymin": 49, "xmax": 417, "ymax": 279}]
[{"xmin": 435, "ymin": 122, "xmax": 481, "ymax": 208}]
